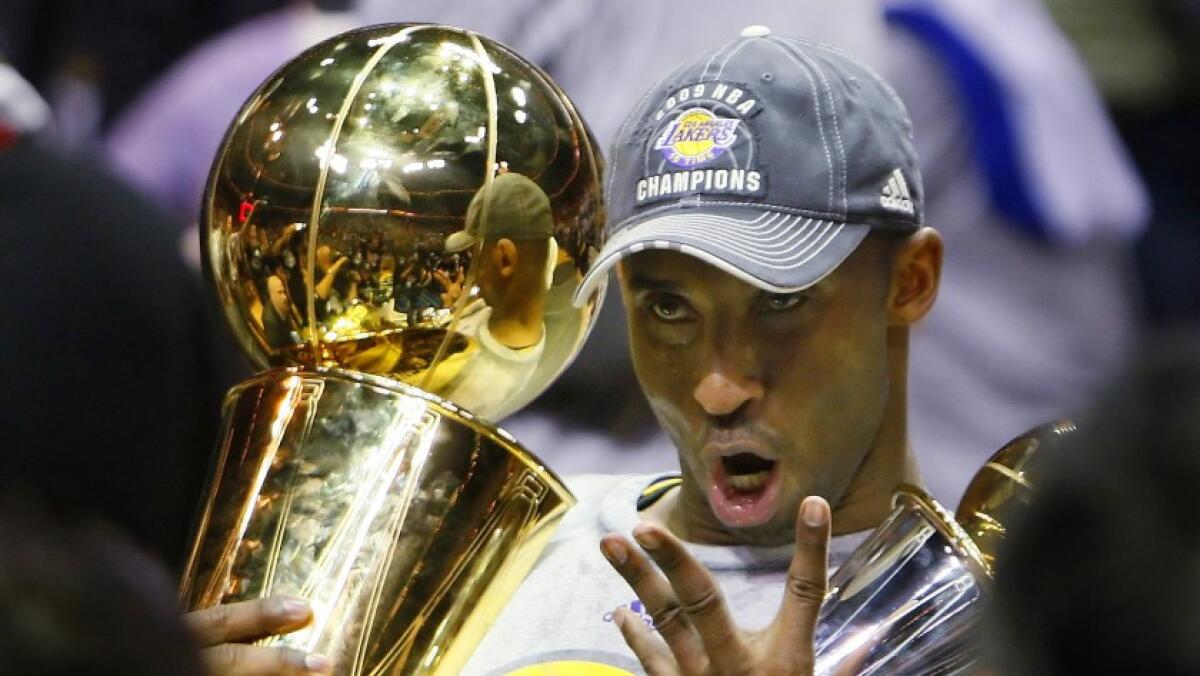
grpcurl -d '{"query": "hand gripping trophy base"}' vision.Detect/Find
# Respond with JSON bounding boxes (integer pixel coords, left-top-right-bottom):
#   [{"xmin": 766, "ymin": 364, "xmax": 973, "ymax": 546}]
[
  {"xmin": 813, "ymin": 421, "xmax": 1075, "ymax": 675},
  {"xmin": 179, "ymin": 367, "xmax": 574, "ymax": 675}
]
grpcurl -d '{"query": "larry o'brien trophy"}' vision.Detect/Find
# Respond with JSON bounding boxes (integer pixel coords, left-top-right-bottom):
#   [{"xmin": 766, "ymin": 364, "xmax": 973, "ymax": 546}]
[
  {"xmin": 179, "ymin": 24, "xmax": 605, "ymax": 675},
  {"xmin": 813, "ymin": 420, "xmax": 1076, "ymax": 675}
]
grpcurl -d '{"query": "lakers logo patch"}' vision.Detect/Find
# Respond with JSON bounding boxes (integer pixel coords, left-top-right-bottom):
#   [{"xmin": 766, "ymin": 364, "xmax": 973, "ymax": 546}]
[
  {"xmin": 654, "ymin": 109, "xmax": 740, "ymax": 168},
  {"xmin": 637, "ymin": 81, "xmax": 766, "ymax": 205}
]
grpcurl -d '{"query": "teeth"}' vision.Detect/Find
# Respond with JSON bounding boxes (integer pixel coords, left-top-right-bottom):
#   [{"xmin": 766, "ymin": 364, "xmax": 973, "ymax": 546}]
[{"xmin": 728, "ymin": 471, "xmax": 769, "ymax": 492}]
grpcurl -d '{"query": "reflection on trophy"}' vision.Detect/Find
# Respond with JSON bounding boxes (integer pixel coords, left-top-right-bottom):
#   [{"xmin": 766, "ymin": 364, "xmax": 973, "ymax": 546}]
[
  {"xmin": 813, "ymin": 421, "xmax": 1076, "ymax": 675},
  {"xmin": 180, "ymin": 24, "xmax": 605, "ymax": 674}
]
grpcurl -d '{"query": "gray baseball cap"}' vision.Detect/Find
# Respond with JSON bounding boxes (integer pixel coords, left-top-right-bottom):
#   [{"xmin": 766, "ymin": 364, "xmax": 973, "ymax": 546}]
[
  {"xmin": 446, "ymin": 172, "xmax": 555, "ymax": 252},
  {"xmin": 573, "ymin": 26, "xmax": 923, "ymax": 306}
]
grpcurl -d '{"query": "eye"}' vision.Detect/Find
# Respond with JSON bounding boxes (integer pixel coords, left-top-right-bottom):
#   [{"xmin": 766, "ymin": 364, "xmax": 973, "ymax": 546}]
[
  {"xmin": 762, "ymin": 292, "xmax": 806, "ymax": 313},
  {"xmin": 651, "ymin": 298, "xmax": 684, "ymax": 320},
  {"xmin": 645, "ymin": 294, "xmax": 693, "ymax": 322}
]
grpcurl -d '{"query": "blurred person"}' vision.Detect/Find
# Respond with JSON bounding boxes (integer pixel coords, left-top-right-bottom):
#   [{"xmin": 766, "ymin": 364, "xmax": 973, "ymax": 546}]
[
  {"xmin": 0, "ymin": 61, "xmax": 228, "ymax": 571},
  {"xmin": 3, "ymin": 493, "xmax": 326, "ymax": 674},
  {"xmin": 446, "ymin": 174, "xmax": 556, "ymax": 350},
  {"xmin": 0, "ymin": 504, "xmax": 205, "ymax": 675},
  {"xmin": 359, "ymin": 0, "xmax": 1148, "ymax": 505},
  {"xmin": 985, "ymin": 334, "xmax": 1200, "ymax": 675},
  {"xmin": 105, "ymin": 1, "xmax": 356, "ymax": 238},
  {"xmin": 313, "ymin": 243, "xmax": 357, "ymax": 319},
  {"xmin": 264, "ymin": 273, "xmax": 302, "ymax": 348},
  {"xmin": 433, "ymin": 255, "xmax": 466, "ymax": 306},
  {"xmin": 2, "ymin": 1, "xmax": 292, "ymax": 149},
  {"xmin": 1046, "ymin": 0, "xmax": 1200, "ymax": 325},
  {"xmin": 396, "ymin": 253, "xmax": 440, "ymax": 328}
]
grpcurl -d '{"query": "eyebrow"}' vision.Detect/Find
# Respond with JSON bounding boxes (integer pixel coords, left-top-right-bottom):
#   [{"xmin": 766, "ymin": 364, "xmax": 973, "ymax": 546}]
[{"xmin": 626, "ymin": 274, "xmax": 684, "ymax": 293}]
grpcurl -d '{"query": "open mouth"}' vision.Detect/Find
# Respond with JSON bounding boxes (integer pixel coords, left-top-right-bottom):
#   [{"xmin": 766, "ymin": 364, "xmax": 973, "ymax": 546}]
[
  {"xmin": 722, "ymin": 453, "xmax": 776, "ymax": 492},
  {"xmin": 707, "ymin": 451, "xmax": 782, "ymax": 528}
]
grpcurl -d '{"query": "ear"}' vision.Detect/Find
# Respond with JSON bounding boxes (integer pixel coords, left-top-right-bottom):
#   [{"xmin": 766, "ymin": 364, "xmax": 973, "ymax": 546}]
[
  {"xmin": 491, "ymin": 238, "xmax": 519, "ymax": 278},
  {"xmin": 887, "ymin": 227, "xmax": 942, "ymax": 326}
]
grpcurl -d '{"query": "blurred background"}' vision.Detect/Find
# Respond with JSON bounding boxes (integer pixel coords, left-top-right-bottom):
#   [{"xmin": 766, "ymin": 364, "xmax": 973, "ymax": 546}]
[{"xmin": 1, "ymin": 0, "xmax": 1197, "ymax": 576}]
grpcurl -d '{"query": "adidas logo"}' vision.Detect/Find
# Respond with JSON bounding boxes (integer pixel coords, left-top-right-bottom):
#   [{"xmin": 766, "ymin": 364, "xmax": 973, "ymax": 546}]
[{"xmin": 880, "ymin": 168, "xmax": 915, "ymax": 216}]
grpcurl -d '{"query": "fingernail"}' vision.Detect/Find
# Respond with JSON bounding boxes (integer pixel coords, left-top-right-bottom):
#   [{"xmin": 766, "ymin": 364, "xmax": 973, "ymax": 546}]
[
  {"xmin": 600, "ymin": 538, "xmax": 627, "ymax": 566},
  {"xmin": 277, "ymin": 596, "xmax": 311, "ymax": 621},
  {"xmin": 611, "ymin": 607, "xmax": 627, "ymax": 629},
  {"xmin": 801, "ymin": 497, "xmax": 828, "ymax": 527},
  {"xmin": 304, "ymin": 653, "xmax": 332, "ymax": 673},
  {"xmin": 632, "ymin": 527, "xmax": 661, "ymax": 550}
]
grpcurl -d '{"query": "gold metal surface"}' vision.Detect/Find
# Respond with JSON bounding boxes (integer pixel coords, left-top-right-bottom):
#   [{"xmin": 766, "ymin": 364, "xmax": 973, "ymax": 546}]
[
  {"xmin": 955, "ymin": 420, "xmax": 1076, "ymax": 569},
  {"xmin": 893, "ymin": 484, "xmax": 992, "ymax": 580},
  {"xmin": 181, "ymin": 368, "xmax": 575, "ymax": 675},
  {"xmin": 203, "ymin": 23, "xmax": 605, "ymax": 422},
  {"xmin": 185, "ymin": 23, "xmax": 605, "ymax": 675}
]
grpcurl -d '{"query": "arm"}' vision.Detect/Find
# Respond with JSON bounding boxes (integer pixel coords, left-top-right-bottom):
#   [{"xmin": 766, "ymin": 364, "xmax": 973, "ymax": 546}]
[{"xmin": 314, "ymin": 257, "xmax": 348, "ymax": 300}]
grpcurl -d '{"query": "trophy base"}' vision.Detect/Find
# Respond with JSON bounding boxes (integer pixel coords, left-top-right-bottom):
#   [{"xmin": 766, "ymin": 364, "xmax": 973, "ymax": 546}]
[{"xmin": 180, "ymin": 367, "xmax": 574, "ymax": 675}]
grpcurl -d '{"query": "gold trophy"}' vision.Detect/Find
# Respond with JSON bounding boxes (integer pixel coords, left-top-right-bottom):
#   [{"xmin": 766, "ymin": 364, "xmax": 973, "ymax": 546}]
[
  {"xmin": 179, "ymin": 24, "xmax": 605, "ymax": 674},
  {"xmin": 812, "ymin": 420, "xmax": 1075, "ymax": 674}
]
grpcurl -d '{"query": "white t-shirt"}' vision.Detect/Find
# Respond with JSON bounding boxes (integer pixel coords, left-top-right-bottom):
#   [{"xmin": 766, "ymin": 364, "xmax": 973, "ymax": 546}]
[
  {"xmin": 442, "ymin": 302, "xmax": 545, "ymax": 420},
  {"xmin": 463, "ymin": 473, "xmax": 870, "ymax": 675}
]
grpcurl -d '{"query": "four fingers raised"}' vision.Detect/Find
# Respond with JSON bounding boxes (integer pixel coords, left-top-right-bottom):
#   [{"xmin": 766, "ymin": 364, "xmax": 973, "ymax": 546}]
[{"xmin": 603, "ymin": 495, "xmax": 835, "ymax": 675}]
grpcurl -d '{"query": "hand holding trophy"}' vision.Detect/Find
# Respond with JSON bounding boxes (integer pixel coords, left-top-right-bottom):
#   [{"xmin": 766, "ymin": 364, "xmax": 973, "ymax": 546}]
[{"xmin": 181, "ymin": 24, "xmax": 605, "ymax": 675}]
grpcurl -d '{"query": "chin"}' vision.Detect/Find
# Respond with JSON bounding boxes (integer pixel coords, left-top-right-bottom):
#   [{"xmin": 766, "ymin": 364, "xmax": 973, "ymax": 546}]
[{"xmin": 722, "ymin": 517, "xmax": 796, "ymax": 547}]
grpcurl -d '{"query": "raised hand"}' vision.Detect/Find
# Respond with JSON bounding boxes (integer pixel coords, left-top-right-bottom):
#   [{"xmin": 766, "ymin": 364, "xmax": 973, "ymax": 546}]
[{"xmin": 600, "ymin": 496, "xmax": 833, "ymax": 675}]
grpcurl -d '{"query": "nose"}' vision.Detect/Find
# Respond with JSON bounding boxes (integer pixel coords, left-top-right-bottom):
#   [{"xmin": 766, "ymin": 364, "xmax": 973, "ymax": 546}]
[{"xmin": 693, "ymin": 371, "xmax": 764, "ymax": 419}]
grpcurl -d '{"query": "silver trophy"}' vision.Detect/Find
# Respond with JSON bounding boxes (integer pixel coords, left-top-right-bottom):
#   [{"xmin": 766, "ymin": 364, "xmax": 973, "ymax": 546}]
[{"xmin": 813, "ymin": 421, "xmax": 1075, "ymax": 674}]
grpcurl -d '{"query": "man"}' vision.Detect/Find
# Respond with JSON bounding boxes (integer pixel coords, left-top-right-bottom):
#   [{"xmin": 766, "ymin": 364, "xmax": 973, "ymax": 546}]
[
  {"xmin": 0, "ymin": 60, "xmax": 227, "ymax": 573},
  {"xmin": 465, "ymin": 26, "xmax": 939, "ymax": 673},
  {"xmin": 440, "ymin": 172, "xmax": 558, "ymax": 418},
  {"xmin": 192, "ymin": 26, "xmax": 941, "ymax": 674}
]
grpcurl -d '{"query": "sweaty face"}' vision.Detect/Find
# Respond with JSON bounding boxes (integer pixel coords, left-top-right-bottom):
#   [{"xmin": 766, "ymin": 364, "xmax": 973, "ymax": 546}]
[{"xmin": 620, "ymin": 242, "xmax": 894, "ymax": 545}]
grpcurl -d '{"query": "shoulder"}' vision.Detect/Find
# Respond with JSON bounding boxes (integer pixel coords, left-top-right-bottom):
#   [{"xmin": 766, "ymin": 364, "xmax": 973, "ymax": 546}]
[{"xmin": 549, "ymin": 473, "xmax": 658, "ymax": 541}]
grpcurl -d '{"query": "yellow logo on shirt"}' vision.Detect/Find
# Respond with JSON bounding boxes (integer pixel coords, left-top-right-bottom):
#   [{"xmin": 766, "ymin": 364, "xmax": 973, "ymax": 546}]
[{"xmin": 506, "ymin": 660, "xmax": 635, "ymax": 675}]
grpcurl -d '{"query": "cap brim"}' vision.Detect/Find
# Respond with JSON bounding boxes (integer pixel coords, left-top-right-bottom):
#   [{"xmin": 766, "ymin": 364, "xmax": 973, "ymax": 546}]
[
  {"xmin": 445, "ymin": 230, "xmax": 476, "ymax": 253},
  {"xmin": 571, "ymin": 207, "xmax": 870, "ymax": 307}
]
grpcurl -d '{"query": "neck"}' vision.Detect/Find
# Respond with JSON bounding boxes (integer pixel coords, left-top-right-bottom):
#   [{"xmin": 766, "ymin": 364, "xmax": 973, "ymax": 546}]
[
  {"xmin": 828, "ymin": 329, "xmax": 922, "ymax": 535},
  {"xmin": 487, "ymin": 290, "xmax": 545, "ymax": 348}
]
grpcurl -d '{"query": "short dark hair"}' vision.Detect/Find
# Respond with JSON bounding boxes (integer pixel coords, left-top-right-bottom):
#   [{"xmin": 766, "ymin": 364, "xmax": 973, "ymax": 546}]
[
  {"xmin": 868, "ymin": 228, "xmax": 910, "ymax": 260},
  {"xmin": 0, "ymin": 504, "xmax": 205, "ymax": 676},
  {"xmin": 985, "ymin": 333, "xmax": 1200, "ymax": 674}
]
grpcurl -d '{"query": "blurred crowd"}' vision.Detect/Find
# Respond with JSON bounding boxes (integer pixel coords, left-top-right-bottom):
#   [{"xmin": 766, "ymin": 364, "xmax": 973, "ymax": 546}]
[
  {"xmin": 236, "ymin": 219, "xmax": 468, "ymax": 346},
  {"xmin": 1, "ymin": 0, "xmax": 1199, "ymax": 673}
]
